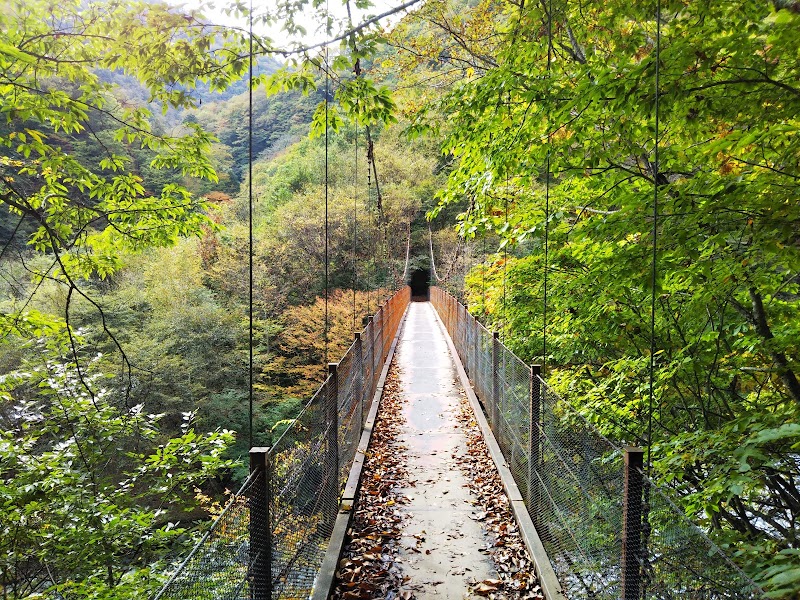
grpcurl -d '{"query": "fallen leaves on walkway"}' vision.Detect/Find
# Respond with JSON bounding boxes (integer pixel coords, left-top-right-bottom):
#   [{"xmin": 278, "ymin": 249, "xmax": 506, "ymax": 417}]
[
  {"xmin": 455, "ymin": 390, "xmax": 544, "ymax": 600},
  {"xmin": 332, "ymin": 362, "xmax": 411, "ymax": 600}
]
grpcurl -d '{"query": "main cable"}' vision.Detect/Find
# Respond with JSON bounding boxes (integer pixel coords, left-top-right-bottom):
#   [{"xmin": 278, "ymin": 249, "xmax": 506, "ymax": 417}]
[{"xmin": 428, "ymin": 224, "xmax": 442, "ymax": 282}]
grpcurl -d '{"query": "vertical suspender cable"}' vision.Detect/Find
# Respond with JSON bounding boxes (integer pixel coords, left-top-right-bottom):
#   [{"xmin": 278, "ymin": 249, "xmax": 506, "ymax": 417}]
[
  {"xmin": 247, "ymin": 0, "xmax": 254, "ymax": 450},
  {"xmin": 648, "ymin": 0, "xmax": 662, "ymax": 476},
  {"xmin": 324, "ymin": 40, "xmax": 330, "ymax": 366},
  {"xmin": 367, "ymin": 157, "xmax": 373, "ymax": 313},
  {"xmin": 349, "ymin": 14, "xmax": 359, "ymax": 332},
  {"xmin": 353, "ymin": 123, "xmax": 358, "ymax": 332},
  {"xmin": 502, "ymin": 97, "xmax": 510, "ymax": 338},
  {"xmin": 503, "ymin": 182, "xmax": 508, "ymax": 337},
  {"xmin": 542, "ymin": 0, "xmax": 552, "ymax": 373},
  {"xmin": 428, "ymin": 224, "xmax": 442, "ymax": 282},
  {"xmin": 482, "ymin": 235, "xmax": 487, "ymax": 318},
  {"xmin": 402, "ymin": 222, "xmax": 411, "ymax": 284}
]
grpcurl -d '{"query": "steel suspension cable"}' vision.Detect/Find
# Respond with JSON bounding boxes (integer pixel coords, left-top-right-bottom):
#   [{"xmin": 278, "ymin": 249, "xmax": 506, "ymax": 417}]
[
  {"xmin": 401, "ymin": 221, "xmax": 411, "ymax": 283},
  {"xmin": 502, "ymin": 93, "xmax": 510, "ymax": 340},
  {"xmin": 323, "ymin": 20, "xmax": 330, "ymax": 366},
  {"xmin": 428, "ymin": 222, "xmax": 468, "ymax": 288},
  {"xmin": 367, "ymin": 155, "xmax": 374, "ymax": 312},
  {"xmin": 503, "ymin": 195, "xmax": 508, "ymax": 337},
  {"xmin": 648, "ymin": 0, "xmax": 662, "ymax": 477},
  {"xmin": 428, "ymin": 224, "xmax": 442, "ymax": 282},
  {"xmin": 542, "ymin": 0, "xmax": 553, "ymax": 374},
  {"xmin": 348, "ymin": 5, "xmax": 359, "ymax": 332},
  {"xmin": 482, "ymin": 234, "xmax": 487, "ymax": 318},
  {"xmin": 353, "ymin": 123, "xmax": 358, "ymax": 333}
]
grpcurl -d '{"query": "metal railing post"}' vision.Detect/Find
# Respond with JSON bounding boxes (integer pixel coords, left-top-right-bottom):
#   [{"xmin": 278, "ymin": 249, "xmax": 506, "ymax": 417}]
[
  {"xmin": 367, "ymin": 316, "xmax": 375, "ymax": 394},
  {"xmin": 464, "ymin": 310, "xmax": 472, "ymax": 377},
  {"xmin": 528, "ymin": 365, "xmax": 542, "ymax": 521},
  {"xmin": 455, "ymin": 300, "xmax": 461, "ymax": 355},
  {"xmin": 377, "ymin": 307, "xmax": 384, "ymax": 363},
  {"xmin": 471, "ymin": 313, "xmax": 476, "ymax": 376},
  {"xmin": 249, "ymin": 447, "xmax": 272, "ymax": 600},
  {"xmin": 622, "ymin": 447, "xmax": 644, "ymax": 600},
  {"xmin": 491, "ymin": 331, "xmax": 500, "ymax": 433},
  {"xmin": 354, "ymin": 332, "xmax": 364, "ymax": 426},
  {"xmin": 325, "ymin": 363, "xmax": 340, "ymax": 524},
  {"xmin": 448, "ymin": 294, "xmax": 453, "ymax": 331}
]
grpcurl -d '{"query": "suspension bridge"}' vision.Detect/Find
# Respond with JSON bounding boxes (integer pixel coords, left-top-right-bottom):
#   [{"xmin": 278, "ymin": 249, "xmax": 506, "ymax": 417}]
[
  {"xmin": 151, "ymin": 1, "xmax": 768, "ymax": 595},
  {"xmin": 151, "ymin": 284, "xmax": 762, "ymax": 600}
]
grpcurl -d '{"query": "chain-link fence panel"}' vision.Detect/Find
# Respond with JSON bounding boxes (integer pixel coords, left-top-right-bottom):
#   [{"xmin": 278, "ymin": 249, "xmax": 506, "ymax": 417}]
[
  {"xmin": 642, "ymin": 473, "xmax": 762, "ymax": 599},
  {"xmin": 336, "ymin": 343, "xmax": 359, "ymax": 488},
  {"xmin": 362, "ymin": 319, "xmax": 376, "ymax": 416},
  {"xmin": 372, "ymin": 307, "xmax": 384, "ymax": 385},
  {"xmin": 537, "ymin": 378, "xmax": 625, "ymax": 598},
  {"xmin": 429, "ymin": 286, "xmax": 763, "ymax": 600},
  {"xmin": 152, "ymin": 287, "xmax": 410, "ymax": 600},
  {"xmin": 269, "ymin": 382, "xmax": 338, "ymax": 599},
  {"xmin": 153, "ymin": 471, "xmax": 261, "ymax": 600},
  {"xmin": 473, "ymin": 321, "xmax": 494, "ymax": 417},
  {"xmin": 496, "ymin": 347, "xmax": 532, "ymax": 503}
]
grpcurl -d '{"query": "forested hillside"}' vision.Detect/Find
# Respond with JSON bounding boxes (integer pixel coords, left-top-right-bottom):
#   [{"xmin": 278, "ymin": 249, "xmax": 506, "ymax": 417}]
[{"xmin": 1, "ymin": 0, "xmax": 798, "ymax": 597}]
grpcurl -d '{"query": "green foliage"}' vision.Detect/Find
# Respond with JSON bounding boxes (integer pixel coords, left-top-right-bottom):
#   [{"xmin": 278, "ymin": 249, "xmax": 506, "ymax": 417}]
[
  {"xmin": 0, "ymin": 346, "xmax": 234, "ymax": 598},
  {"xmin": 0, "ymin": 0, "xmax": 256, "ymax": 283},
  {"xmin": 193, "ymin": 84, "xmax": 323, "ymax": 185}
]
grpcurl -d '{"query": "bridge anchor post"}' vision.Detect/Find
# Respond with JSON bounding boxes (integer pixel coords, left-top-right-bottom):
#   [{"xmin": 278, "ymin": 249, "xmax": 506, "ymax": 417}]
[
  {"xmin": 249, "ymin": 447, "xmax": 272, "ymax": 600},
  {"xmin": 621, "ymin": 447, "xmax": 644, "ymax": 600},
  {"xmin": 528, "ymin": 364, "xmax": 542, "ymax": 523}
]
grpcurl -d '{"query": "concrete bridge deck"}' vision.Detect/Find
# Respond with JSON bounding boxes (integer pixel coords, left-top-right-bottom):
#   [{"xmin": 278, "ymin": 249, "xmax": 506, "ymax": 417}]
[{"xmin": 394, "ymin": 301, "xmax": 499, "ymax": 598}]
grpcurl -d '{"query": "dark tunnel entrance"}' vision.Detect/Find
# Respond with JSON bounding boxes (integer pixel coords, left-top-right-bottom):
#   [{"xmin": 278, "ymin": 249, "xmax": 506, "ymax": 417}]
[{"xmin": 409, "ymin": 268, "xmax": 430, "ymax": 301}]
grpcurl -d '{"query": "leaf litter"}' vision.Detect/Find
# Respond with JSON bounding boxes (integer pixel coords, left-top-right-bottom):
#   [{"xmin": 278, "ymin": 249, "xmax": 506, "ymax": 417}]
[
  {"xmin": 454, "ymin": 388, "xmax": 544, "ymax": 600},
  {"xmin": 332, "ymin": 361, "xmax": 544, "ymax": 600},
  {"xmin": 332, "ymin": 361, "xmax": 412, "ymax": 600}
]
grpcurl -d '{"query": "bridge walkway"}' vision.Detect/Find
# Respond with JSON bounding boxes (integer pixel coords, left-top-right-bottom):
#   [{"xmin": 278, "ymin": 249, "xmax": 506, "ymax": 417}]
[
  {"xmin": 393, "ymin": 301, "xmax": 498, "ymax": 597},
  {"xmin": 329, "ymin": 300, "xmax": 547, "ymax": 599}
]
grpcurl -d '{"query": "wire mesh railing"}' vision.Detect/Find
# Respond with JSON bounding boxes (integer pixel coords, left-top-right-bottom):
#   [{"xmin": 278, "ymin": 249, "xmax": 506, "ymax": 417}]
[
  {"xmin": 430, "ymin": 286, "xmax": 763, "ymax": 600},
  {"xmin": 154, "ymin": 286, "xmax": 410, "ymax": 600},
  {"xmin": 152, "ymin": 470, "xmax": 263, "ymax": 600}
]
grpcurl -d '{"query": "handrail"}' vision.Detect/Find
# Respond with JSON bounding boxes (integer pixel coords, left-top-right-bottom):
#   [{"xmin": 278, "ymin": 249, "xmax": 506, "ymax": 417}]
[
  {"xmin": 153, "ymin": 286, "xmax": 411, "ymax": 600},
  {"xmin": 429, "ymin": 286, "xmax": 763, "ymax": 600}
]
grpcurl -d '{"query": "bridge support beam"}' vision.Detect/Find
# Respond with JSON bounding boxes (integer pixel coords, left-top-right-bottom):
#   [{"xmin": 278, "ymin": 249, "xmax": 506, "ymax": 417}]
[
  {"xmin": 528, "ymin": 364, "xmax": 542, "ymax": 524},
  {"xmin": 249, "ymin": 447, "xmax": 272, "ymax": 600},
  {"xmin": 621, "ymin": 447, "xmax": 644, "ymax": 600},
  {"xmin": 325, "ymin": 363, "xmax": 340, "ymax": 528},
  {"xmin": 491, "ymin": 331, "xmax": 500, "ymax": 434}
]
